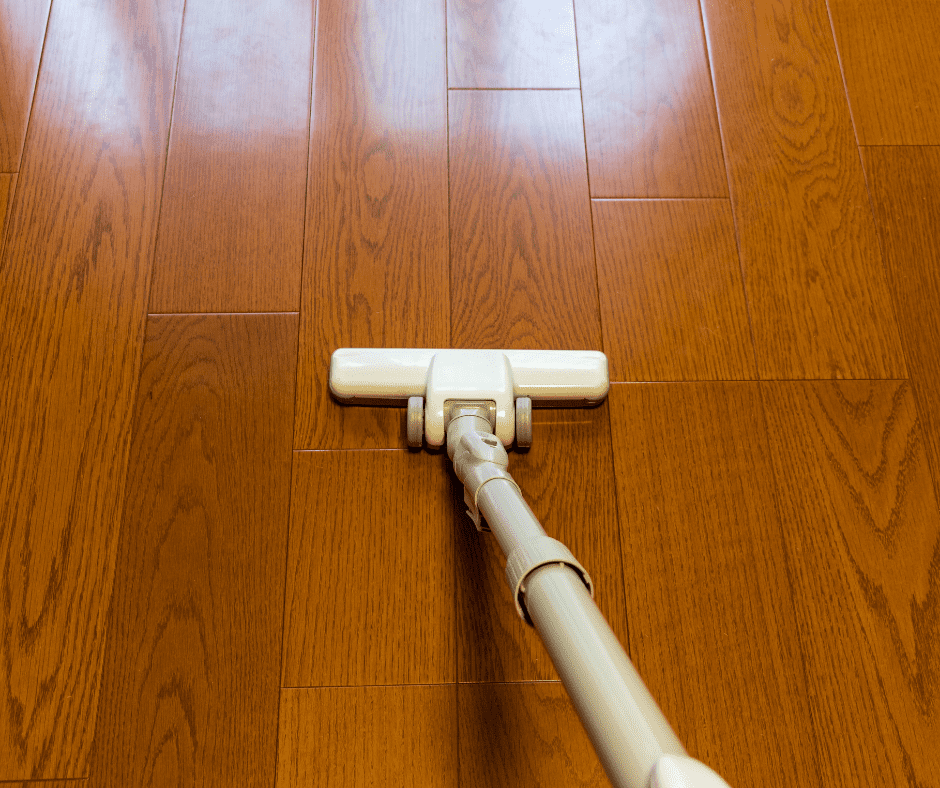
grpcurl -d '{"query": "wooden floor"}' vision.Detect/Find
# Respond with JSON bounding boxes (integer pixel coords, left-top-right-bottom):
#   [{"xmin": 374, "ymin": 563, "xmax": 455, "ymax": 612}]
[{"xmin": 1, "ymin": 0, "xmax": 938, "ymax": 785}]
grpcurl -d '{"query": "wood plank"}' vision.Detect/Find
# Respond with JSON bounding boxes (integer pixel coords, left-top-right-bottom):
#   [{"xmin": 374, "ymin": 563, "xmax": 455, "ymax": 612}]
[
  {"xmin": 86, "ymin": 314, "xmax": 297, "ymax": 786},
  {"xmin": 0, "ymin": 0, "xmax": 184, "ymax": 778},
  {"xmin": 0, "ymin": 172, "xmax": 15, "ymax": 252},
  {"xmin": 0, "ymin": 0, "xmax": 52, "ymax": 169},
  {"xmin": 3, "ymin": 783, "xmax": 83, "ymax": 788},
  {"xmin": 293, "ymin": 0, "xmax": 449, "ymax": 450},
  {"xmin": 828, "ymin": 0, "xmax": 940, "ymax": 145},
  {"xmin": 282, "ymin": 451, "xmax": 456, "ymax": 687},
  {"xmin": 459, "ymin": 682, "xmax": 606, "ymax": 786},
  {"xmin": 592, "ymin": 199, "xmax": 755, "ymax": 381},
  {"xmin": 148, "ymin": 0, "xmax": 312, "ymax": 312},
  {"xmin": 457, "ymin": 404, "xmax": 628, "ymax": 682},
  {"xmin": 762, "ymin": 381, "xmax": 940, "ymax": 786},
  {"xmin": 862, "ymin": 145, "xmax": 940, "ymax": 503},
  {"xmin": 447, "ymin": 0, "xmax": 579, "ymax": 88},
  {"xmin": 576, "ymin": 0, "xmax": 727, "ymax": 197},
  {"xmin": 449, "ymin": 90, "xmax": 601, "ymax": 350},
  {"xmin": 700, "ymin": 0, "xmax": 905, "ymax": 379},
  {"xmin": 608, "ymin": 383, "xmax": 818, "ymax": 785},
  {"xmin": 276, "ymin": 686, "xmax": 458, "ymax": 788}
]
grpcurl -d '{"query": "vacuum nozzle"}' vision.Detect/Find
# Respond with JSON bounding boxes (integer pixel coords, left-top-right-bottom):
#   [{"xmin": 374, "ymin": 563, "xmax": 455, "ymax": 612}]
[{"xmin": 329, "ymin": 348, "xmax": 609, "ymax": 447}]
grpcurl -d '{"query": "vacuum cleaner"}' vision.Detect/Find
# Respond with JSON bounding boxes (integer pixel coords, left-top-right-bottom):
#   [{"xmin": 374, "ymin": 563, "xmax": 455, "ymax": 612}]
[{"xmin": 330, "ymin": 347, "xmax": 733, "ymax": 788}]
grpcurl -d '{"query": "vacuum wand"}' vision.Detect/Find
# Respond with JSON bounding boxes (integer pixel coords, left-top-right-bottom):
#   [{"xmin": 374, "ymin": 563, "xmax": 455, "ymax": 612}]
[{"xmin": 330, "ymin": 348, "xmax": 733, "ymax": 788}]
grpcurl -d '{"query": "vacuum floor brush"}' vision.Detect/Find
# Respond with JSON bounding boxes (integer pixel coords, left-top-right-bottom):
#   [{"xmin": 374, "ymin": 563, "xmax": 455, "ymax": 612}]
[{"xmin": 330, "ymin": 347, "xmax": 733, "ymax": 788}]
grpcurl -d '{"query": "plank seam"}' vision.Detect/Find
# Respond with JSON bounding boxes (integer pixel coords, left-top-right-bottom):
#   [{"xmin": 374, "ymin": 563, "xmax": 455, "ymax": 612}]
[
  {"xmin": 447, "ymin": 87, "xmax": 580, "ymax": 91},
  {"xmin": 148, "ymin": 311, "xmax": 301, "ymax": 317},
  {"xmin": 696, "ymin": 0, "xmax": 764, "ymax": 381},
  {"xmin": 591, "ymin": 197, "xmax": 730, "ymax": 202},
  {"xmin": 274, "ymin": 3, "xmax": 319, "ymax": 783},
  {"xmin": 570, "ymin": 0, "xmax": 633, "ymax": 658},
  {"xmin": 444, "ymin": 8, "xmax": 460, "ymax": 775},
  {"xmin": 281, "ymin": 680, "xmax": 558, "ymax": 689},
  {"xmin": 861, "ymin": 143, "xmax": 940, "ymax": 147},
  {"xmin": 824, "ymin": 0, "xmax": 863, "ymax": 151},
  {"xmin": 145, "ymin": 0, "xmax": 190, "ymax": 317},
  {"xmin": 84, "ymin": 0, "xmax": 192, "ymax": 778},
  {"xmin": 0, "ymin": 174, "xmax": 17, "ymax": 264},
  {"xmin": 825, "ymin": 2, "xmax": 910, "ymax": 382},
  {"xmin": 274, "ymin": 419, "xmax": 301, "ymax": 785},
  {"xmin": 0, "ymin": 0, "xmax": 52, "ymax": 264},
  {"xmin": 8, "ymin": 1, "xmax": 54, "ymax": 172},
  {"xmin": 293, "ymin": 448, "xmax": 413, "ymax": 454},
  {"xmin": 444, "ymin": 1, "xmax": 454, "ymax": 352},
  {"xmin": 569, "ymin": 2, "xmax": 605, "ymax": 356}
]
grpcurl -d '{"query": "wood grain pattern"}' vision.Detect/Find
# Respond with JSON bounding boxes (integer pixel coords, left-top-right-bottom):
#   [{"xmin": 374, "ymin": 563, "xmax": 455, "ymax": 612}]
[
  {"xmin": 459, "ymin": 682, "xmax": 607, "ymax": 786},
  {"xmin": 447, "ymin": 0, "xmax": 579, "ymax": 88},
  {"xmin": 277, "ymin": 686, "xmax": 458, "ymax": 788},
  {"xmin": 0, "ymin": 172, "xmax": 15, "ymax": 254},
  {"xmin": 149, "ymin": 0, "xmax": 312, "ymax": 312},
  {"xmin": 449, "ymin": 90, "xmax": 601, "ymax": 350},
  {"xmin": 576, "ymin": 0, "xmax": 727, "ymax": 197},
  {"xmin": 762, "ymin": 381, "xmax": 940, "ymax": 787},
  {"xmin": 293, "ymin": 0, "xmax": 449, "ymax": 450},
  {"xmin": 0, "ymin": 0, "xmax": 52, "ymax": 169},
  {"xmin": 592, "ymin": 199, "xmax": 755, "ymax": 381},
  {"xmin": 828, "ymin": 0, "xmax": 940, "ymax": 145},
  {"xmin": 86, "ymin": 314, "xmax": 297, "ymax": 786},
  {"xmin": 862, "ymin": 146, "xmax": 940, "ymax": 504},
  {"xmin": 282, "ymin": 451, "xmax": 456, "ymax": 687},
  {"xmin": 457, "ymin": 405, "xmax": 628, "ymax": 682},
  {"xmin": 701, "ymin": 0, "xmax": 904, "ymax": 379},
  {"xmin": 608, "ymin": 383, "xmax": 818, "ymax": 786},
  {"xmin": 0, "ymin": 0, "xmax": 184, "ymax": 778}
]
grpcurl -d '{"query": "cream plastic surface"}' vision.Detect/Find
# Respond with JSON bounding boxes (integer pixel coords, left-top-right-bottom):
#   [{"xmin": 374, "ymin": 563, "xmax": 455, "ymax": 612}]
[
  {"xmin": 647, "ymin": 755, "xmax": 733, "ymax": 788},
  {"xmin": 329, "ymin": 348, "xmax": 609, "ymax": 446}
]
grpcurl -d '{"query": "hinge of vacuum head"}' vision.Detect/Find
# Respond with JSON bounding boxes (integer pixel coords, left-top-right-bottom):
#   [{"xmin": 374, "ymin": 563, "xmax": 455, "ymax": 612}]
[{"xmin": 444, "ymin": 400, "xmax": 496, "ymax": 432}]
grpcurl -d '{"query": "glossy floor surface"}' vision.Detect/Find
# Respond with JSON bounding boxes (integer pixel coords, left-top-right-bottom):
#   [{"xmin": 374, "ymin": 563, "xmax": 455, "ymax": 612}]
[{"xmin": 1, "ymin": 0, "xmax": 938, "ymax": 785}]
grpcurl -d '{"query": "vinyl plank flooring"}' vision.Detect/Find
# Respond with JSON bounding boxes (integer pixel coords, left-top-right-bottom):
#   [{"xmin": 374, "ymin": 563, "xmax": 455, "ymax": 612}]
[
  {"xmin": 293, "ymin": 0, "xmax": 449, "ymax": 450},
  {"xmin": 763, "ymin": 381, "xmax": 940, "ymax": 787},
  {"xmin": 0, "ymin": 0, "xmax": 52, "ymax": 169},
  {"xmin": 457, "ymin": 404, "xmax": 627, "ymax": 682},
  {"xmin": 828, "ymin": 0, "xmax": 940, "ymax": 145},
  {"xmin": 447, "ymin": 0, "xmax": 579, "ymax": 88},
  {"xmin": 0, "ymin": 0, "xmax": 184, "ymax": 778},
  {"xmin": 862, "ymin": 146, "xmax": 940, "ymax": 503},
  {"xmin": 608, "ymin": 383, "xmax": 818, "ymax": 785},
  {"xmin": 282, "ymin": 451, "xmax": 456, "ymax": 687},
  {"xmin": 701, "ymin": 0, "xmax": 904, "ymax": 379},
  {"xmin": 449, "ymin": 90, "xmax": 601, "ymax": 351},
  {"xmin": 592, "ymin": 199, "xmax": 754, "ymax": 380},
  {"xmin": 576, "ymin": 0, "xmax": 726, "ymax": 197},
  {"xmin": 149, "ymin": 0, "xmax": 312, "ymax": 312},
  {"xmin": 86, "ymin": 314, "xmax": 297, "ymax": 787},
  {"xmin": 276, "ymin": 686, "xmax": 458, "ymax": 788},
  {"xmin": 459, "ymin": 682, "xmax": 607, "ymax": 786}
]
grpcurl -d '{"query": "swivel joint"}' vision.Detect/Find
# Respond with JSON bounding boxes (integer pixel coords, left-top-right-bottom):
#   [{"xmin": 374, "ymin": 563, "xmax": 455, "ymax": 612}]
[{"xmin": 447, "ymin": 404, "xmax": 520, "ymax": 531}]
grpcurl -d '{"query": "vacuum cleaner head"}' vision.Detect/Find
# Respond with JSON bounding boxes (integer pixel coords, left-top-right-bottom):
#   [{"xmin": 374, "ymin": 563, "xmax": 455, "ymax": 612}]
[{"xmin": 329, "ymin": 348, "xmax": 609, "ymax": 447}]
